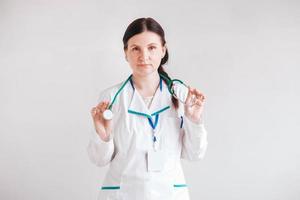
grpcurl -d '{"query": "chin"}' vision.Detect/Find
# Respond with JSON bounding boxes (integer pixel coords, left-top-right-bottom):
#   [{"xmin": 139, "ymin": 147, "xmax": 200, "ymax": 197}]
[{"xmin": 134, "ymin": 69, "xmax": 157, "ymax": 77}]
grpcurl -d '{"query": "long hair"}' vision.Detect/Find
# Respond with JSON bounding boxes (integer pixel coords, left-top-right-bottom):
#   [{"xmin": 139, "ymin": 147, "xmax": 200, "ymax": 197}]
[{"xmin": 122, "ymin": 17, "xmax": 179, "ymax": 109}]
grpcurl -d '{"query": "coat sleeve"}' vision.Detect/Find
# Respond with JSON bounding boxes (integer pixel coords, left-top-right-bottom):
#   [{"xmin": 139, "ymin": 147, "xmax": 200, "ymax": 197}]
[
  {"xmin": 181, "ymin": 115, "xmax": 208, "ymax": 161},
  {"xmin": 86, "ymin": 88, "xmax": 115, "ymax": 167},
  {"xmin": 87, "ymin": 131, "xmax": 115, "ymax": 167}
]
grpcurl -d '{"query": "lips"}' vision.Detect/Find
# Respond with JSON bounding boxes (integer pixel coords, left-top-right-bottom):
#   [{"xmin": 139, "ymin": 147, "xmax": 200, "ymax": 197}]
[{"xmin": 137, "ymin": 64, "xmax": 151, "ymax": 67}]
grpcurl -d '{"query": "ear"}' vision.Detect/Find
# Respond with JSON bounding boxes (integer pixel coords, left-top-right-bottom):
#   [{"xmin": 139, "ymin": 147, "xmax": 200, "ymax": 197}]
[
  {"xmin": 124, "ymin": 50, "xmax": 128, "ymax": 61},
  {"xmin": 162, "ymin": 45, "xmax": 167, "ymax": 58}
]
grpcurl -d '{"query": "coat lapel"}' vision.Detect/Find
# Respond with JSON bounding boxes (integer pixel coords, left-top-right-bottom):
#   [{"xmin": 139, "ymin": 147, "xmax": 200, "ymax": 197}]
[{"xmin": 128, "ymin": 76, "xmax": 171, "ymax": 119}]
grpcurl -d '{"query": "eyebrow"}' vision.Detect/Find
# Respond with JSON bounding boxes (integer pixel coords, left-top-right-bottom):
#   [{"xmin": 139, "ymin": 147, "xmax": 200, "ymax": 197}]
[{"xmin": 129, "ymin": 43, "xmax": 159, "ymax": 47}]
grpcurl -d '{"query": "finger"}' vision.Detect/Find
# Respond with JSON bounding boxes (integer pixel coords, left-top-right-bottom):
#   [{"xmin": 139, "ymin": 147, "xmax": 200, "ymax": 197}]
[
  {"xmin": 91, "ymin": 107, "xmax": 97, "ymax": 116},
  {"xmin": 103, "ymin": 101, "xmax": 111, "ymax": 107},
  {"xmin": 194, "ymin": 89, "xmax": 205, "ymax": 101},
  {"xmin": 97, "ymin": 101, "xmax": 108, "ymax": 112},
  {"xmin": 189, "ymin": 88, "xmax": 200, "ymax": 106},
  {"xmin": 97, "ymin": 100, "xmax": 109, "ymax": 107},
  {"xmin": 91, "ymin": 107, "xmax": 101, "ymax": 118},
  {"xmin": 197, "ymin": 94, "xmax": 205, "ymax": 102},
  {"xmin": 99, "ymin": 104, "xmax": 106, "ymax": 112},
  {"xmin": 193, "ymin": 89, "xmax": 201, "ymax": 96},
  {"xmin": 185, "ymin": 86, "xmax": 194, "ymax": 104},
  {"xmin": 194, "ymin": 99, "xmax": 203, "ymax": 107},
  {"xmin": 104, "ymin": 101, "xmax": 110, "ymax": 109},
  {"xmin": 191, "ymin": 89, "xmax": 199, "ymax": 102},
  {"xmin": 97, "ymin": 101, "xmax": 105, "ymax": 107},
  {"xmin": 96, "ymin": 104, "xmax": 103, "ymax": 113},
  {"xmin": 191, "ymin": 88, "xmax": 199, "ymax": 97}
]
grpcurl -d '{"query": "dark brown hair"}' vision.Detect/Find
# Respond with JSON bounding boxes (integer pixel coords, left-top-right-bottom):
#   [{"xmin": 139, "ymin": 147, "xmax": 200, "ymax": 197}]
[{"xmin": 122, "ymin": 17, "xmax": 179, "ymax": 109}]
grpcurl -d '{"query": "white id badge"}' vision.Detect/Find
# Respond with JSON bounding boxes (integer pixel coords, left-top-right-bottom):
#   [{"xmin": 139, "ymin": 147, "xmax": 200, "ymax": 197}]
[{"xmin": 147, "ymin": 149, "xmax": 166, "ymax": 172}]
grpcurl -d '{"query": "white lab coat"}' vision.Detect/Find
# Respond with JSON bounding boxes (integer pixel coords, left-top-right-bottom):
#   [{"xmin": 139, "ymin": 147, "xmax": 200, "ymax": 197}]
[{"xmin": 87, "ymin": 77, "xmax": 208, "ymax": 200}]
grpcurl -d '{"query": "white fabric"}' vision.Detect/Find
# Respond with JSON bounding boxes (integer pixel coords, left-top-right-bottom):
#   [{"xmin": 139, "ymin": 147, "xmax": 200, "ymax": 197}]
[
  {"xmin": 87, "ymin": 79, "xmax": 208, "ymax": 200},
  {"xmin": 142, "ymin": 95, "xmax": 154, "ymax": 109}
]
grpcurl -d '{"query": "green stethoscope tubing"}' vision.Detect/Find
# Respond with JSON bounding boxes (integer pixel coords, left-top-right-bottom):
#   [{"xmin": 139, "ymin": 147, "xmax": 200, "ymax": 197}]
[
  {"xmin": 107, "ymin": 75, "xmax": 133, "ymax": 110},
  {"xmin": 158, "ymin": 73, "xmax": 188, "ymax": 98},
  {"xmin": 107, "ymin": 73, "xmax": 187, "ymax": 111}
]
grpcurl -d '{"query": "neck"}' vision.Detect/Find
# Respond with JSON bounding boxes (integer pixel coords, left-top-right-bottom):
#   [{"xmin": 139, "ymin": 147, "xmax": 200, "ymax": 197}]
[{"xmin": 132, "ymin": 72, "xmax": 160, "ymax": 97}]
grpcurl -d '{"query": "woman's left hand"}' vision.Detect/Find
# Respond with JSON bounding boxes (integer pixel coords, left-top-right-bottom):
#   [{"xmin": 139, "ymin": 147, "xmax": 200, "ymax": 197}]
[{"xmin": 184, "ymin": 86, "xmax": 206, "ymax": 124}]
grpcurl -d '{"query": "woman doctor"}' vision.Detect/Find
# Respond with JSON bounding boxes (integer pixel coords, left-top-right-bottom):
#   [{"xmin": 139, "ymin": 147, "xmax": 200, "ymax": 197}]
[{"xmin": 88, "ymin": 17, "xmax": 208, "ymax": 200}]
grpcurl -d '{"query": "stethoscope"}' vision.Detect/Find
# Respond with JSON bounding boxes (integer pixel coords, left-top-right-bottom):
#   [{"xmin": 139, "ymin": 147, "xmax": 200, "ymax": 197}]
[{"xmin": 102, "ymin": 73, "xmax": 189, "ymax": 120}]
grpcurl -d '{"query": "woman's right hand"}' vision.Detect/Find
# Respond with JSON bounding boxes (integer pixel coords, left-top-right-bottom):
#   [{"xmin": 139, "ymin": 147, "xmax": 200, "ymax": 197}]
[{"xmin": 90, "ymin": 101, "xmax": 113, "ymax": 142}]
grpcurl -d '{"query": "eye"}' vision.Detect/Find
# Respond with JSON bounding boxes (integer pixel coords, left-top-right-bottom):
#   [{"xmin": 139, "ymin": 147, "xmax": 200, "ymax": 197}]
[
  {"xmin": 149, "ymin": 46, "xmax": 156, "ymax": 50},
  {"xmin": 131, "ymin": 47, "xmax": 139, "ymax": 52}
]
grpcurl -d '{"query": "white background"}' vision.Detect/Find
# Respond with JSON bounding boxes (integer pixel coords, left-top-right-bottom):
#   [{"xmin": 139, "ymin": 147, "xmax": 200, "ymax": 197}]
[{"xmin": 1, "ymin": 0, "xmax": 299, "ymax": 199}]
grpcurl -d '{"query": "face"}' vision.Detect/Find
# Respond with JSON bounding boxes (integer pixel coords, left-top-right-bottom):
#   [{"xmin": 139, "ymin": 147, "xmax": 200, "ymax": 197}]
[{"xmin": 125, "ymin": 31, "xmax": 166, "ymax": 77}]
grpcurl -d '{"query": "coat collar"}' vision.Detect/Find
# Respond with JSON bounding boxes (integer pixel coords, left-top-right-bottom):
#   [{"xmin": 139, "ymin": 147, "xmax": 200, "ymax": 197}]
[{"xmin": 127, "ymin": 75, "xmax": 171, "ymax": 118}]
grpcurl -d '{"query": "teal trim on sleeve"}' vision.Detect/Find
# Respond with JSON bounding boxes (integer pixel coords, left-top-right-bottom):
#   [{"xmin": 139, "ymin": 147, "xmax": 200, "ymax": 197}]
[
  {"xmin": 101, "ymin": 185, "xmax": 186, "ymax": 190},
  {"xmin": 101, "ymin": 186, "xmax": 120, "ymax": 190},
  {"xmin": 173, "ymin": 184, "xmax": 187, "ymax": 188}
]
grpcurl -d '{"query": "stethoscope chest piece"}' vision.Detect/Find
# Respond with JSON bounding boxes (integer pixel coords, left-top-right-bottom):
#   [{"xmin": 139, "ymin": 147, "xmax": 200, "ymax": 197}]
[
  {"xmin": 103, "ymin": 109, "xmax": 113, "ymax": 120},
  {"xmin": 171, "ymin": 80, "xmax": 189, "ymax": 104}
]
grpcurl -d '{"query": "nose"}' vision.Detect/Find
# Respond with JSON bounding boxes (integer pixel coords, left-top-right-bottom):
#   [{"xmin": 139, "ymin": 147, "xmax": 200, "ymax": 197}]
[{"xmin": 139, "ymin": 49, "xmax": 150, "ymax": 63}]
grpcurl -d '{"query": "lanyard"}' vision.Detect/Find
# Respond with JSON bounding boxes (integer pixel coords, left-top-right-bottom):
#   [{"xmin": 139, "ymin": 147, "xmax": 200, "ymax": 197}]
[{"xmin": 147, "ymin": 114, "xmax": 159, "ymax": 151}]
